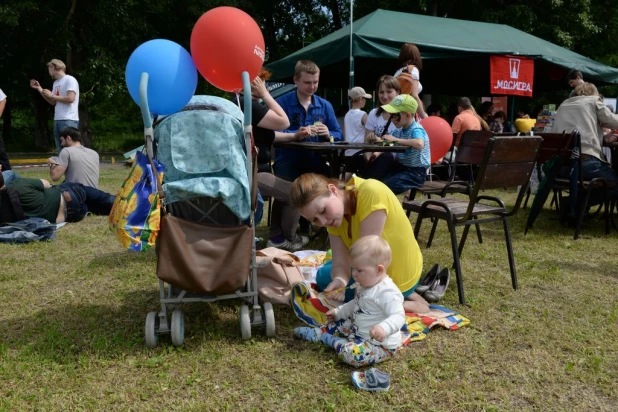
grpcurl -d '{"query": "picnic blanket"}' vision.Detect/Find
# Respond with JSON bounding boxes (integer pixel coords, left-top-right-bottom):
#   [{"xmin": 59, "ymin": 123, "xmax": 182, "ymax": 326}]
[{"xmin": 291, "ymin": 281, "xmax": 469, "ymax": 345}]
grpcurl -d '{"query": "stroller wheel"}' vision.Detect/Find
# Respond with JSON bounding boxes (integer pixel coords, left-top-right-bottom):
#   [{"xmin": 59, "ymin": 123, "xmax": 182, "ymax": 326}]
[
  {"xmin": 239, "ymin": 305, "xmax": 251, "ymax": 340},
  {"xmin": 264, "ymin": 302, "xmax": 276, "ymax": 338},
  {"xmin": 171, "ymin": 310, "xmax": 185, "ymax": 347},
  {"xmin": 145, "ymin": 312, "xmax": 160, "ymax": 348}
]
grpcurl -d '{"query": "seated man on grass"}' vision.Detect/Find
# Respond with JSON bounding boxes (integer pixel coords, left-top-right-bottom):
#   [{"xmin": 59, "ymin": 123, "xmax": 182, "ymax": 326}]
[
  {"xmin": 0, "ymin": 171, "xmax": 115, "ymax": 224},
  {"xmin": 47, "ymin": 127, "xmax": 100, "ymax": 188}
]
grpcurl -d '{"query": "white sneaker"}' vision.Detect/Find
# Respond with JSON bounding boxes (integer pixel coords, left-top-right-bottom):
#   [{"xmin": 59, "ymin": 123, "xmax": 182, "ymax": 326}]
[{"xmin": 266, "ymin": 234, "xmax": 309, "ymax": 251}]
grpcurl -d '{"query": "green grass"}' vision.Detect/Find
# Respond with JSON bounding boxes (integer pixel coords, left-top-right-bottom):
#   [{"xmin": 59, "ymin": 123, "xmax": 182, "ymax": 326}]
[
  {"xmin": 90, "ymin": 133, "xmax": 144, "ymax": 153},
  {"xmin": 1, "ymin": 164, "xmax": 617, "ymax": 410},
  {"xmin": 5, "ymin": 133, "xmax": 143, "ymax": 154}
]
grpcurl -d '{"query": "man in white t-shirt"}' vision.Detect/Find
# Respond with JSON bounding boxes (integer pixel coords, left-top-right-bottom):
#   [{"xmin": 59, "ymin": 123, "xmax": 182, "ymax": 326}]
[
  {"xmin": 47, "ymin": 127, "xmax": 99, "ymax": 188},
  {"xmin": 30, "ymin": 59, "xmax": 80, "ymax": 154}
]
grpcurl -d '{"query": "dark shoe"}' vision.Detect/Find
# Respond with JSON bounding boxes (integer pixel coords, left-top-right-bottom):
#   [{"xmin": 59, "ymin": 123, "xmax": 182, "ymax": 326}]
[
  {"xmin": 415, "ymin": 264, "xmax": 441, "ymax": 294},
  {"xmin": 424, "ymin": 267, "xmax": 450, "ymax": 302},
  {"xmin": 266, "ymin": 234, "xmax": 309, "ymax": 251}
]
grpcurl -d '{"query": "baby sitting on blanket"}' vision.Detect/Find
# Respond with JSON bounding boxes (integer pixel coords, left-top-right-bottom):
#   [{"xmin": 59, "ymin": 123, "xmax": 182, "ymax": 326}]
[{"xmin": 294, "ymin": 235, "xmax": 406, "ymax": 367}]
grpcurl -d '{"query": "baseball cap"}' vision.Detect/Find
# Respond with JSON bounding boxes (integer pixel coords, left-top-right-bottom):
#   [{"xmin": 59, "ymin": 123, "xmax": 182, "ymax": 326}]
[
  {"xmin": 381, "ymin": 94, "xmax": 418, "ymax": 114},
  {"xmin": 348, "ymin": 87, "xmax": 372, "ymax": 101}
]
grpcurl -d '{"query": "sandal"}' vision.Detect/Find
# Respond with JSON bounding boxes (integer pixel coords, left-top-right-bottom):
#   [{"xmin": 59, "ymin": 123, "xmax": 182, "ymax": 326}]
[{"xmin": 351, "ymin": 368, "xmax": 391, "ymax": 392}]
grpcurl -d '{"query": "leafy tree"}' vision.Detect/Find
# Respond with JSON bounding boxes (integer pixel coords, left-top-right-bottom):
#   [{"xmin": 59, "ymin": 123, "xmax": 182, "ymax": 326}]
[{"xmin": 1, "ymin": 0, "xmax": 617, "ymax": 151}]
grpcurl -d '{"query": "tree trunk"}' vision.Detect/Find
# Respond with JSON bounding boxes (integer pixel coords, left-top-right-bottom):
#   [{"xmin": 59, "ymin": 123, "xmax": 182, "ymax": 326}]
[
  {"xmin": 64, "ymin": 0, "xmax": 77, "ymax": 73},
  {"xmin": 78, "ymin": 99, "xmax": 93, "ymax": 148},
  {"xmin": 430, "ymin": 0, "xmax": 438, "ymax": 16},
  {"xmin": 64, "ymin": 0, "xmax": 93, "ymax": 148},
  {"xmin": 263, "ymin": 2, "xmax": 279, "ymax": 61},
  {"xmin": 328, "ymin": 0, "xmax": 343, "ymax": 30},
  {"xmin": 33, "ymin": 96, "xmax": 51, "ymax": 151}
]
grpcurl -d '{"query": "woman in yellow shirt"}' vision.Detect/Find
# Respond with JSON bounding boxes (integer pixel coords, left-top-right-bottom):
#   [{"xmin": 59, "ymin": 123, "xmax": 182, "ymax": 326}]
[{"xmin": 290, "ymin": 173, "xmax": 428, "ymax": 313}]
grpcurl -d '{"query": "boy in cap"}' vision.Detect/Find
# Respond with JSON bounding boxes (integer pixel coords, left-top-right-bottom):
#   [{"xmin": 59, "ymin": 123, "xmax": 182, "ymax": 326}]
[
  {"xmin": 343, "ymin": 87, "xmax": 372, "ymax": 177},
  {"xmin": 379, "ymin": 94, "xmax": 431, "ymax": 195}
]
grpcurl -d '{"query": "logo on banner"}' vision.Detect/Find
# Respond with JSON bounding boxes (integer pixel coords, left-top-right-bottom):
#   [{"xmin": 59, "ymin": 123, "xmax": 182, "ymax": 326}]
[
  {"xmin": 510, "ymin": 59, "xmax": 520, "ymax": 79},
  {"xmin": 490, "ymin": 55, "xmax": 534, "ymax": 97}
]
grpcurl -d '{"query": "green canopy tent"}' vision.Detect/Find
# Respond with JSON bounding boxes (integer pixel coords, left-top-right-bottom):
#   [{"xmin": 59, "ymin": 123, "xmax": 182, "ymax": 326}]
[{"xmin": 266, "ymin": 9, "xmax": 618, "ymax": 95}]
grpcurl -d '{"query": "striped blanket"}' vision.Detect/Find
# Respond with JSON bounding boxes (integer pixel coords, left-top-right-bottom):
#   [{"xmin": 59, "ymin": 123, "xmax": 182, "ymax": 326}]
[{"xmin": 291, "ymin": 281, "xmax": 469, "ymax": 345}]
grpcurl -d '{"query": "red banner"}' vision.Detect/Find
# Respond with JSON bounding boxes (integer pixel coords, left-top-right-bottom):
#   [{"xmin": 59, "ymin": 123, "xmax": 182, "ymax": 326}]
[{"xmin": 490, "ymin": 56, "xmax": 534, "ymax": 97}]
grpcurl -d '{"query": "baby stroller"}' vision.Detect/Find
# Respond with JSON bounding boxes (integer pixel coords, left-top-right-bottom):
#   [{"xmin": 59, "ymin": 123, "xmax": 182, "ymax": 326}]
[{"xmin": 140, "ymin": 75, "xmax": 274, "ymax": 346}]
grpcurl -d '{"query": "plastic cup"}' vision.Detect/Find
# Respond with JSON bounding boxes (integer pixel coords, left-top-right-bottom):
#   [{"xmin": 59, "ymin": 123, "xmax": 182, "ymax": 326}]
[{"xmin": 301, "ymin": 267, "xmax": 313, "ymax": 281}]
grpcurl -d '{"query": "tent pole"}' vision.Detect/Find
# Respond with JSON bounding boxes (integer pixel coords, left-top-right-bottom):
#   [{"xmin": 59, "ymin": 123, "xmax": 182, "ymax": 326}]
[
  {"xmin": 509, "ymin": 95, "xmax": 516, "ymax": 130},
  {"xmin": 348, "ymin": 0, "xmax": 354, "ymax": 98}
]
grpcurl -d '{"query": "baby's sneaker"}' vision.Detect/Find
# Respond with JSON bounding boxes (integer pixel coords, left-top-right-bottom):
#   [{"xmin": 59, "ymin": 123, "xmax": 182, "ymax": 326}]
[
  {"xmin": 351, "ymin": 368, "xmax": 391, "ymax": 392},
  {"xmin": 294, "ymin": 326, "xmax": 322, "ymax": 342}
]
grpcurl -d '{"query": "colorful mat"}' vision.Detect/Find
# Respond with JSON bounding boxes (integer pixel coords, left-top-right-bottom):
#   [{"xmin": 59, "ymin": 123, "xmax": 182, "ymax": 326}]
[{"xmin": 291, "ymin": 281, "xmax": 469, "ymax": 345}]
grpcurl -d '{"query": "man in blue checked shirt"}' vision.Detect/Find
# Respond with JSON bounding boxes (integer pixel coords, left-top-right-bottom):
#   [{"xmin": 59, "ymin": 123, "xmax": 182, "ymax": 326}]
[{"xmin": 274, "ymin": 60, "xmax": 342, "ymax": 181}]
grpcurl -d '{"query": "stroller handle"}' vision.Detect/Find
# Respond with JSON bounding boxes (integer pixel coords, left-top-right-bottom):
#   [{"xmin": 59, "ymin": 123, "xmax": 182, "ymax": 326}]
[
  {"xmin": 138, "ymin": 72, "xmax": 155, "ymax": 159},
  {"xmin": 241, "ymin": 71, "xmax": 251, "ymax": 127},
  {"xmin": 139, "ymin": 72, "xmax": 153, "ymax": 129}
]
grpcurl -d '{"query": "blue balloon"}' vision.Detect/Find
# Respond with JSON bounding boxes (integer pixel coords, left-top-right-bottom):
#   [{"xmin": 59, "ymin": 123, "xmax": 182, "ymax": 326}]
[{"xmin": 125, "ymin": 39, "xmax": 197, "ymax": 116}]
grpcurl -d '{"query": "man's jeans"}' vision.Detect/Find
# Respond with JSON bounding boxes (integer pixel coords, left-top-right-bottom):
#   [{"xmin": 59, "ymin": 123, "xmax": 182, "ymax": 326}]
[
  {"xmin": 581, "ymin": 157, "xmax": 618, "ymax": 206},
  {"xmin": 558, "ymin": 156, "xmax": 618, "ymax": 208},
  {"xmin": 54, "ymin": 120, "xmax": 79, "ymax": 153},
  {"xmin": 58, "ymin": 182, "xmax": 115, "ymax": 223},
  {"xmin": 2, "ymin": 170, "xmax": 19, "ymax": 185},
  {"xmin": 274, "ymin": 154, "xmax": 330, "ymax": 181}
]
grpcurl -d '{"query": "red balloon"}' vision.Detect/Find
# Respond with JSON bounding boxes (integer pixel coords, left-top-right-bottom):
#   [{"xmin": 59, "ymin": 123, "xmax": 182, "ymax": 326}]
[
  {"xmin": 420, "ymin": 116, "xmax": 453, "ymax": 163},
  {"xmin": 191, "ymin": 7, "xmax": 265, "ymax": 92}
]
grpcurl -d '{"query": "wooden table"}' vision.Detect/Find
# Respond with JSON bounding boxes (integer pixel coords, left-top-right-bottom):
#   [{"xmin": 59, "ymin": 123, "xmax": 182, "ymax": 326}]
[{"xmin": 273, "ymin": 141, "xmax": 407, "ymax": 178}]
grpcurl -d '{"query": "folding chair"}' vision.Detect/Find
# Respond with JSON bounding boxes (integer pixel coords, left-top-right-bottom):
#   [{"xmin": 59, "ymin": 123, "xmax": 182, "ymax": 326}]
[
  {"xmin": 403, "ymin": 136, "xmax": 542, "ymax": 305},
  {"xmin": 522, "ymin": 131, "xmax": 573, "ymax": 210},
  {"xmin": 412, "ymin": 130, "xmax": 494, "ymax": 200},
  {"xmin": 550, "ymin": 131, "xmax": 612, "ymax": 239},
  {"xmin": 405, "ymin": 130, "xmax": 495, "ymax": 248}
]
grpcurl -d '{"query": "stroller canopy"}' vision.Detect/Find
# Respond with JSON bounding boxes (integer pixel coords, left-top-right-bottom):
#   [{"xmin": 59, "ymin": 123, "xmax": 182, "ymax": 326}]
[{"xmin": 154, "ymin": 95, "xmax": 251, "ymax": 220}]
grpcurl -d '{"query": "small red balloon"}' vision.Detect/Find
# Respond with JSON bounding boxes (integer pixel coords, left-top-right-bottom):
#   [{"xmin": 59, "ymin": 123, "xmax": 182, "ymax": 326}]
[
  {"xmin": 191, "ymin": 7, "xmax": 265, "ymax": 92},
  {"xmin": 420, "ymin": 116, "xmax": 453, "ymax": 163}
]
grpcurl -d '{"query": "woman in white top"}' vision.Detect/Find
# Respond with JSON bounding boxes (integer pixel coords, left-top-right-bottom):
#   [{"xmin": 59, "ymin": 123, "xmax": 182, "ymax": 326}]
[
  {"xmin": 364, "ymin": 76, "xmax": 400, "ymax": 145},
  {"xmin": 394, "ymin": 43, "xmax": 427, "ymax": 119}
]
